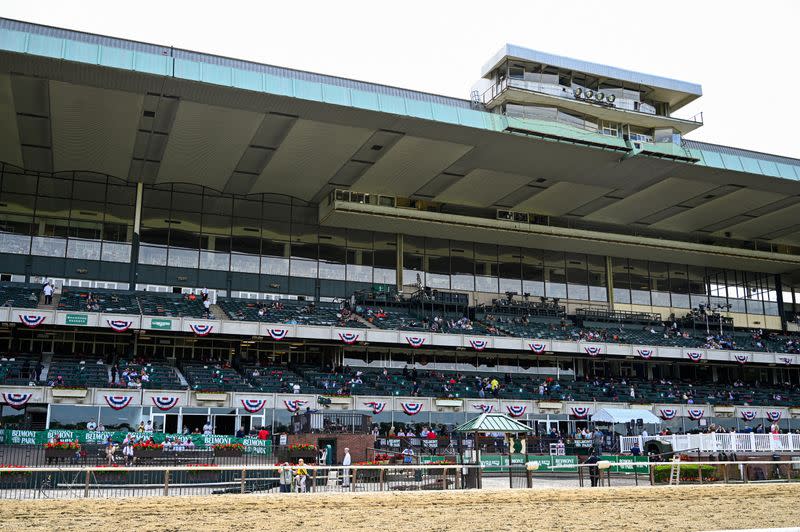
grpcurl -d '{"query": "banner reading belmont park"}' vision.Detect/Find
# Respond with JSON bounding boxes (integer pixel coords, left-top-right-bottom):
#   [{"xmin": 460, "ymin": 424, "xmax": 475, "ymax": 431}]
[{"xmin": 1, "ymin": 429, "xmax": 271, "ymax": 453}]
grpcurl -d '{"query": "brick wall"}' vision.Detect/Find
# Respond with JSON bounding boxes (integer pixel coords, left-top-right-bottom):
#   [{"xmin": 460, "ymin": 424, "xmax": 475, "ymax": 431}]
[{"xmin": 287, "ymin": 433, "xmax": 375, "ymax": 463}]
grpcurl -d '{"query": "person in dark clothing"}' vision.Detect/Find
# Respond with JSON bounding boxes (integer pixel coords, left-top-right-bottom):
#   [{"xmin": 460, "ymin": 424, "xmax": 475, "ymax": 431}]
[
  {"xmin": 35, "ymin": 361, "xmax": 44, "ymax": 382},
  {"xmin": 585, "ymin": 451, "xmax": 601, "ymax": 487}
]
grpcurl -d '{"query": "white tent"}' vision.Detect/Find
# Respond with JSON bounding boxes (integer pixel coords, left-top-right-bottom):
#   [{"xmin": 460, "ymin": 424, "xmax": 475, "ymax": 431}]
[{"xmin": 591, "ymin": 408, "xmax": 661, "ymax": 424}]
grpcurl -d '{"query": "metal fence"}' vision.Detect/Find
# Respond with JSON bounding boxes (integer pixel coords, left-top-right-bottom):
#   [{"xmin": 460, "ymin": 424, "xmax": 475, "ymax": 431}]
[
  {"xmin": 620, "ymin": 433, "xmax": 800, "ymax": 453},
  {"xmin": 0, "ymin": 459, "xmax": 797, "ymax": 500}
]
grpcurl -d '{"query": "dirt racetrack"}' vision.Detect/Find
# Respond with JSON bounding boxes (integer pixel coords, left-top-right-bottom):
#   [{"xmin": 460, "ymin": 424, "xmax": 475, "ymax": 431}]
[{"xmin": 1, "ymin": 483, "xmax": 798, "ymax": 531}]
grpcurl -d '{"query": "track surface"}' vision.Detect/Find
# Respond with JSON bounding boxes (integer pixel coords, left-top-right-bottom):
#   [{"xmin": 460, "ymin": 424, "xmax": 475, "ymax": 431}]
[{"xmin": 0, "ymin": 483, "xmax": 798, "ymax": 531}]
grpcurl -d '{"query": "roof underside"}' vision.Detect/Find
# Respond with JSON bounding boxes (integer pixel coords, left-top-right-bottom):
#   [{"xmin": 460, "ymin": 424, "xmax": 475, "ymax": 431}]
[{"xmin": 2, "ymin": 20, "xmax": 800, "ymax": 254}]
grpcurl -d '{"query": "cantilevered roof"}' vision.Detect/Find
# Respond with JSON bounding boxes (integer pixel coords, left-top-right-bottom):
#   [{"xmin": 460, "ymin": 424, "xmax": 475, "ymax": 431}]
[
  {"xmin": 482, "ymin": 44, "xmax": 702, "ymax": 96},
  {"xmin": 453, "ymin": 413, "xmax": 534, "ymax": 433},
  {"xmin": 591, "ymin": 408, "xmax": 661, "ymax": 424},
  {"xmin": 3, "ymin": 19, "xmax": 800, "ymax": 255}
]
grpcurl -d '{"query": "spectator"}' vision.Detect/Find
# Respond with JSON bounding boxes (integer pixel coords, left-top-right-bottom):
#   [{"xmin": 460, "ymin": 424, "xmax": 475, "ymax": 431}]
[
  {"xmin": 43, "ymin": 281, "xmax": 54, "ymax": 305},
  {"xmin": 341, "ymin": 447, "xmax": 352, "ymax": 487}
]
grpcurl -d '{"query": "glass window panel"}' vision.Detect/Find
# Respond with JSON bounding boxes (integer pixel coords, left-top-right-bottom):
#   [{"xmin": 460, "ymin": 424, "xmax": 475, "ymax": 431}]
[
  {"xmin": 290, "ymin": 258, "xmax": 317, "ymax": 278},
  {"xmin": 374, "ymin": 268, "xmax": 395, "ymax": 285},
  {"xmin": 2, "ymin": 174, "xmax": 37, "ymax": 194},
  {"xmin": 0, "ymin": 233, "xmax": 30, "ymax": 254},
  {"xmin": 346, "ymin": 264, "xmax": 373, "ymax": 283},
  {"xmin": 66, "ymin": 238, "xmax": 101, "ymax": 260},
  {"xmin": 231, "ymin": 253, "xmax": 260, "ymax": 273},
  {"xmin": 451, "ymin": 274, "xmax": 474, "ymax": 291},
  {"xmin": 613, "ymin": 287, "xmax": 631, "ymax": 304},
  {"xmin": 199, "ymin": 250, "xmax": 230, "ymax": 271},
  {"xmin": 543, "ymin": 250, "xmax": 566, "ymax": 299},
  {"xmin": 475, "ymin": 275, "xmax": 498, "ymax": 293},
  {"xmin": 167, "ymin": 247, "xmax": 199, "ymax": 268},
  {"xmin": 426, "ymin": 273, "xmax": 450, "ymax": 289},
  {"xmin": 261, "ymin": 256, "xmax": 289, "ymax": 276},
  {"xmin": 31, "ymin": 236, "xmax": 66, "ymax": 257},
  {"xmin": 101, "ymin": 242, "xmax": 131, "ymax": 263},
  {"xmin": 139, "ymin": 245, "xmax": 167, "ymax": 266}
]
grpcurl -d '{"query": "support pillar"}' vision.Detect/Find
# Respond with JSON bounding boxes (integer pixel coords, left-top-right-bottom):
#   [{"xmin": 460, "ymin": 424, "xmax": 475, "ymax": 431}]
[
  {"xmin": 605, "ymin": 256, "xmax": 614, "ymax": 310},
  {"xmin": 396, "ymin": 234, "xmax": 403, "ymax": 292},
  {"xmin": 129, "ymin": 182, "xmax": 144, "ymax": 289}
]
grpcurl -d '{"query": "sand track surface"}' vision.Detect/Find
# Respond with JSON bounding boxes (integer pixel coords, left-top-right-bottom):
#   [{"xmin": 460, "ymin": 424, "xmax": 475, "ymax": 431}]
[{"xmin": 0, "ymin": 484, "xmax": 798, "ymax": 531}]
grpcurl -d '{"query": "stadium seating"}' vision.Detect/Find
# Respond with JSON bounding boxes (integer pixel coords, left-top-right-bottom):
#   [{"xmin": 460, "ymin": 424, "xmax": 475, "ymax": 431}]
[
  {"xmin": 58, "ymin": 288, "xmax": 140, "ymax": 314},
  {"xmin": 111, "ymin": 362, "xmax": 183, "ymax": 390},
  {"xmin": 0, "ymin": 282, "xmax": 41, "ymax": 309},
  {"xmin": 0, "ymin": 354, "xmax": 42, "ymax": 385},
  {"xmin": 47, "ymin": 356, "xmax": 109, "ymax": 387},
  {"xmin": 138, "ymin": 292, "xmax": 206, "ymax": 318},
  {"xmin": 219, "ymin": 298, "xmax": 367, "ymax": 327},
  {"xmin": 181, "ymin": 363, "xmax": 250, "ymax": 391}
]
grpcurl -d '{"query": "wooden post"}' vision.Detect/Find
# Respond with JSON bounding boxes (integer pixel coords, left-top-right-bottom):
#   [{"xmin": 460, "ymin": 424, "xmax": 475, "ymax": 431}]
[
  {"xmin": 455, "ymin": 467, "xmax": 461, "ymax": 490},
  {"xmin": 380, "ymin": 468, "xmax": 385, "ymax": 491},
  {"xmin": 240, "ymin": 468, "xmax": 246, "ymax": 494},
  {"xmin": 441, "ymin": 467, "xmax": 447, "ymax": 490},
  {"xmin": 649, "ymin": 464, "xmax": 655, "ymax": 486},
  {"xmin": 698, "ymin": 463, "xmax": 703, "ymax": 485},
  {"xmin": 163, "ymin": 469, "xmax": 170, "ymax": 496},
  {"xmin": 351, "ymin": 468, "xmax": 356, "ymax": 492},
  {"xmin": 578, "ymin": 465, "xmax": 584, "ymax": 487},
  {"xmin": 312, "ymin": 468, "xmax": 317, "ymax": 492},
  {"xmin": 83, "ymin": 469, "xmax": 91, "ymax": 498},
  {"xmin": 723, "ymin": 463, "xmax": 729, "ymax": 484}
]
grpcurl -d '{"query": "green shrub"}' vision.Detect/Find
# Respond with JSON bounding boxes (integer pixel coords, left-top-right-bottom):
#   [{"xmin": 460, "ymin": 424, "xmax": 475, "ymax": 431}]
[{"xmin": 653, "ymin": 464, "xmax": 717, "ymax": 483}]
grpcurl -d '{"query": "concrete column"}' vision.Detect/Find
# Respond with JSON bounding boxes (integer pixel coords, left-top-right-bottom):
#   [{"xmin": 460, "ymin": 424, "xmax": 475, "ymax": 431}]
[
  {"xmin": 129, "ymin": 182, "xmax": 144, "ymax": 289},
  {"xmin": 605, "ymin": 256, "xmax": 614, "ymax": 309},
  {"xmin": 396, "ymin": 234, "xmax": 403, "ymax": 291}
]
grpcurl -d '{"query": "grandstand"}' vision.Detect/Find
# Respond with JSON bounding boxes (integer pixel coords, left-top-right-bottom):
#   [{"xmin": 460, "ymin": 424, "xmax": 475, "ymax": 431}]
[{"xmin": 2, "ymin": 17, "xmax": 800, "ymax": 443}]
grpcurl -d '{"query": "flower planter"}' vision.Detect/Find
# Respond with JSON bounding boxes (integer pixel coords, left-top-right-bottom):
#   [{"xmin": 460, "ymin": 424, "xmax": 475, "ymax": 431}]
[
  {"xmin": 213, "ymin": 448, "xmax": 243, "ymax": 458},
  {"xmin": 195, "ymin": 392, "xmax": 227, "ymax": 402},
  {"xmin": 188, "ymin": 471, "xmax": 221, "ymax": 483},
  {"xmin": 134, "ymin": 448, "xmax": 164, "ymax": 459},
  {"xmin": 52, "ymin": 388, "xmax": 88, "ymax": 399},
  {"xmin": 45, "ymin": 448, "xmax": 77, "ymax": 461}
]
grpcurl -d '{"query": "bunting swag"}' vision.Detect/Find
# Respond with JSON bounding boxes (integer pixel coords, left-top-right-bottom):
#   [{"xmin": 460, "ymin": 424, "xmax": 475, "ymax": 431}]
[
  {"xmin": 473, "ymin": 403, "xmax": 494, "ymax": 413},
  {"xmin": 189, "ymin": 324, "xmax": 213, "ymax": 336},
  {"xmin": 107, "ymin": 319, "xmax": 133, "ymax": 332},
  {"xmin": 19, "ymin": 315, "xmax": 45, "ymax": 328},
  {"xmin": 734, "ymin": 354, "xmax": 749, "ymax": 365},
  {"xmin": 687, "ymin": 408, "xmax": 705, "ymax": 421},
  {"xmin": 780, "ymin": 357, "xmax": 793, "ymax": 366},
  {"xmin": 469, "ymin": 339, "xmax": 488, "ymax": 351},
  {"xmin": 104, "ymin": 395, "xmax": 133, "ymax": 410},
  {"xmin": 151, "ymin": 396, "xmax": 179, "ymax": 411},
  {"xmin": 2, "ymin": 393, "xmax": 33, "ymax": 410},
  {"xmin": 686, "ymin": 352, "xmax": 703, "ymax": 363},
  {"xmin": 401, "ymin": 402, "xmax": 423, "ymax": 416},
  {"xmin": 765, "ymin": 410, "xmax": 783, "ymax": 422},
  {"xmin": 405, "ymin": 336, "xmax": 426, "ymax": 348},
  {"xmin": 636, "ymin": 349, "xmax": 654, "ymax": 359},
  {"xmin": 241, "ymin": 399, "xmax": 267, "ymax": 414},
  {"xmin": 659, "ymin": 408, "xmax": 678, "ymax": 420},
  {"xmin": 338, "ymin": 332, "xmax": 360, "ymax": 344},
  {"xmin": 740, "ymin": 410, "xmax": 758, "ymax": 422},
  {"xmin": 584, "ymin": 346, "xmax": 602, "ymax": 357},
  {"xmin": 364, "ymin": 401, "xmax": 386, "ymax": 415},
  {"xmin": 570, "ymin": 407, "xmax": 590, "ymax": 419},
  {"xmin": 283, "ymin": 400, "xmax": 308, "ymax": 413},
  {"xmin": 528, "ymin": 342, "xmax": 547, "ymax": 354},
  {"xmin": 267, "ymin": 328, "xmax": 288, "ymax": 340},
  {"xmin": 506, "ymin": 405, "xmax": 527, "ymax": 418}
]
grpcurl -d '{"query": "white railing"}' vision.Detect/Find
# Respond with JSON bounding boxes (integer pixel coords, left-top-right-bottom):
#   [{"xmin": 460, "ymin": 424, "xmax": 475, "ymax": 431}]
[{"xmin": 621, "ymin": 433, "xmax": 800, "ymax": 453}]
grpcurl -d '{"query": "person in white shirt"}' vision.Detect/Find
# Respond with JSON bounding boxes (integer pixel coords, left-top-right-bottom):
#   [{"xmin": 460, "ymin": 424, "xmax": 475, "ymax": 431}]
[
  {"xmin": 43, "ymin": 282, "xmax": 54, "ymax": 305},
  {"xmin": 641, "ymin": 429, "xmax": 649, "ymax": 438},
  {"xmin": 341, "ymin": 448, "xmax": 352, "ymax": 487},
  {"xmin": 292, "ymin": 383, "xmax": 300, "ymax": 394},
  {"xmin": 203, "ymin": 298, "xmax": 211, "ymax": 318},
  {"xmin": 203, "ymin": 421, "xmax": 213, "ymax": 435}
]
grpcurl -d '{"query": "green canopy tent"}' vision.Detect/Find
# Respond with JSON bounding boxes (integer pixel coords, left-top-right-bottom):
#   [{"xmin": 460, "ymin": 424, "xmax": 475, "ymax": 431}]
[{"xmin": 452, "ymin": 413, "xmax": 535, "ymax": 488}]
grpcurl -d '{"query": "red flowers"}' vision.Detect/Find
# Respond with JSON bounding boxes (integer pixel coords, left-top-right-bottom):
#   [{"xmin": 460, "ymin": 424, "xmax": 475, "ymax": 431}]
[
  {"xmin": 133, "ymin": 441, "xmax": 163, "ymax": 450},
  {"xmin": 44, "ymin": 441, "xmax": 80, "ymax": 450},
  {"xmin": 212, "ymin": 443, "xmax": 244, "ymax": 451}
]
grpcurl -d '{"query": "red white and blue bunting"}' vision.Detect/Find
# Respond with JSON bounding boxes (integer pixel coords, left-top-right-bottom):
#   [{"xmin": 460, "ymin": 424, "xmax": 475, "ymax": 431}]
[
  {"xmin": 780, "ymin": 357, "xmax": 793, "ymax": 366},
  {"xmin": 405, "ymin": 336, "xmax": 426, "ymax": 348},
  {"xmin": 189, "ymin": 324, "xmax": 213, "ymax": 336},
  {"xmin": 19, "ymin": 315, "xmax": 45, "ymax": 328},
  {"xmin": 528, "ymin": 342, "xmax": 547, "ymax": 354},
  {"xmin": 104, "ymin": 395, "xmax": 134, "ymax": 410},
  {"xmin": 469, "ymin": 339, "xmax": 488, "ymax": 351},
  {"xmin": 686, "ymin": 352, "xmax": 704, "ymax": 363},
  {"xmin": 584, "ymin": 346, "xmax": 602, "ymax": 357},
  {"xmin": 401, "ymin": 402, "xmax": 424, "ymax": 416},
  {"xmin": 151, "ymin": 396, "xmax": 179, "ymax": 411},
  {"xmin": 740, "ymin": 410, "xmax": 758, "ymax": 422},
  {"xmin": 506, "ymin": 405, "xmax": 527, "ymax": 418},
  {"xmin": 570, "ymin": 407, "xmax": 590, "ymax": 419},
  {"xmin": 734, "ymin": 354, "xmax": 749, "ymax": 365},
  {"xmin": 241, "ymin": 398, "xmax": 267, "ymax": 414},
  {"xmin": 2, "ymin": 393, "xmax": 33, "ymax": 410},
  {"xmin": 338, "ymin": 332, "xmax": 360, "ymax": 344},
  {"xmin": 765, "ymin": 410, "xmax": 783, "ymax": 422},
  {"xmin": 687, "ymin": 408, "xmax": 705, "ymax": 420},
  {"xmin": 267, "ymin": 328, "xmax": 288, "ymax": 340},
  {"xmin": 364, "ymin": 401, "xmax": 386, "ymax": 415},
  {"xmin": 283, "ymin": 400, "xmax": 308, "ymax": 413},
  {"xmin": 473, "ymin": 403, "xmax": 494, "ymax": 413},
  {"xmin": 659, "ymin": 408, "xmax": 678, "ymax": 420},
  {"xmin": 107, "ymin": 319, "xmax": 133, "ymax": 332},
  {"xmin": 636, "ymin": 349, "xmax": 654, "ymax": 360}
]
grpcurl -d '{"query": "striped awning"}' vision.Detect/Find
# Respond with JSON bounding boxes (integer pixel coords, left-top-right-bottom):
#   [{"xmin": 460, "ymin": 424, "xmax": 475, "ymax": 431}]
[{"xmin": 453, "ymin": 413, "xmax": 534, "ymax": 434}]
